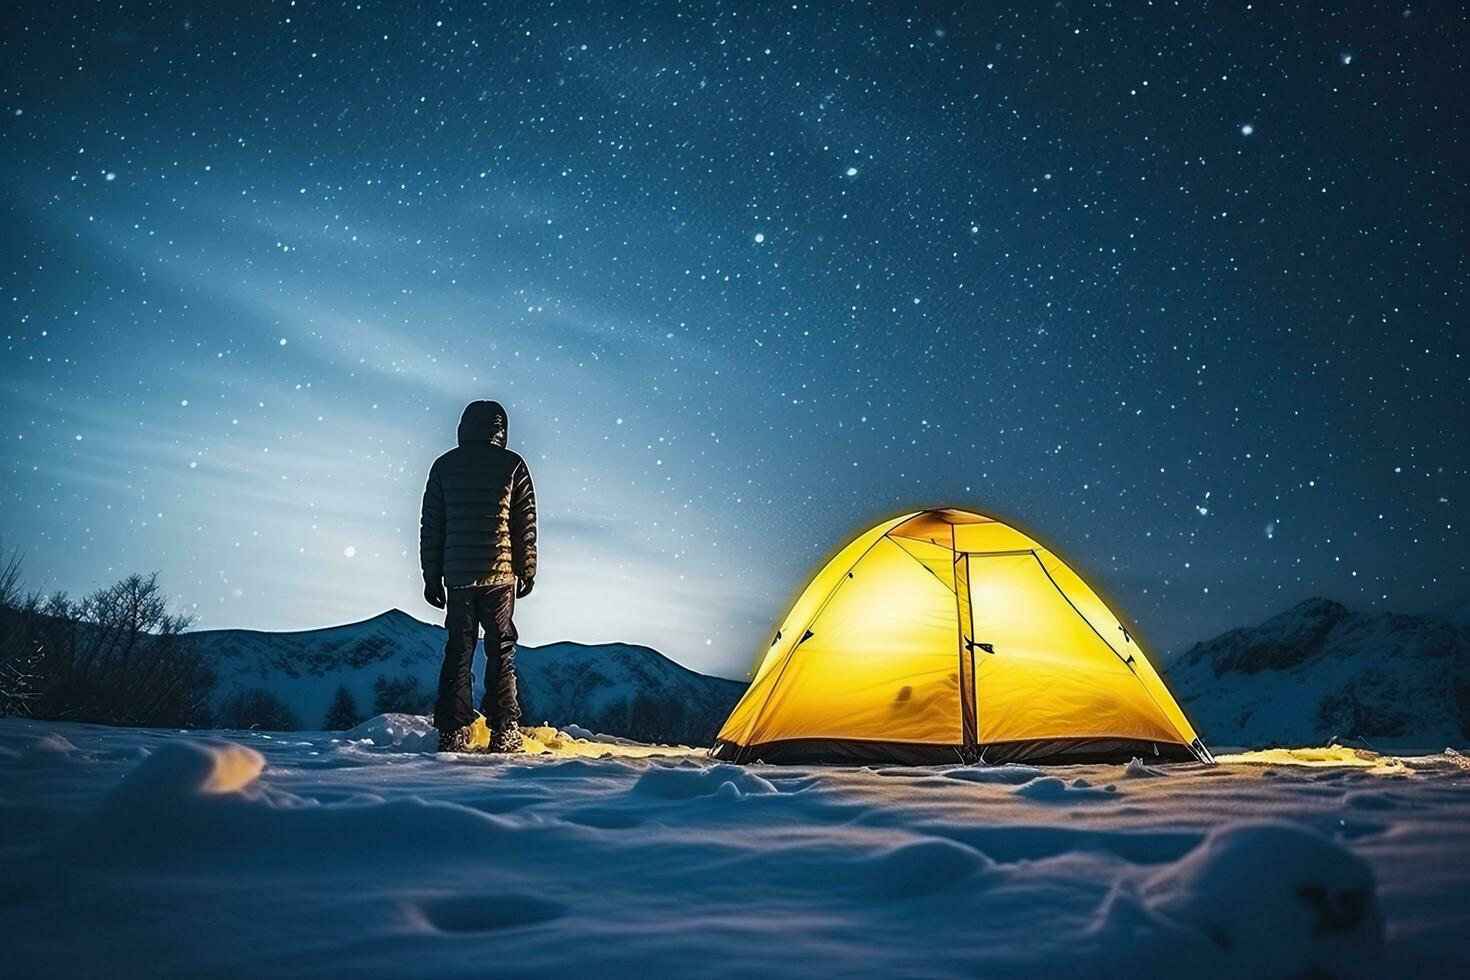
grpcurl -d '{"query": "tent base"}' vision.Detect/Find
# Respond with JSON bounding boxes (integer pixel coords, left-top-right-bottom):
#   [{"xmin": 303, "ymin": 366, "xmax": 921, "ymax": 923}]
[{"xmin": 710, "ymin": 736, "xmax": 1203, "ymax": 766}]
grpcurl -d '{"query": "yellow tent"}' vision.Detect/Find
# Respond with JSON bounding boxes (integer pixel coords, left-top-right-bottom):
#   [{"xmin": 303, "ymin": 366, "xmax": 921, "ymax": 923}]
[{"xmin": 713, "ymin": 508, "xmax": 1212, "ymax": 765}]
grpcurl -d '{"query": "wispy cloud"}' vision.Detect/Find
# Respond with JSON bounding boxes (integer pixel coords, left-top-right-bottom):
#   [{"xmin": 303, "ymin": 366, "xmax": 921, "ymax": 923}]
[{"xmin": 3, "ymin": 188, "xmax": 761, "ymax": 677}]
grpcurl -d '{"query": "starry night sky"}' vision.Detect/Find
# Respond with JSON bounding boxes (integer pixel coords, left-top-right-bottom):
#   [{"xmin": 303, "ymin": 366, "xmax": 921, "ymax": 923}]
[{"xmin": 2, "ymin": 2, "xmax": 1465, "ymax": 679}]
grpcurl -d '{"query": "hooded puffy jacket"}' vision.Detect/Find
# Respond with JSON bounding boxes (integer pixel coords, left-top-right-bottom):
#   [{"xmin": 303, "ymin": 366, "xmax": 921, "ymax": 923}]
[{"xmin": 420, "ymin": 400, "xmax": 537, "ymax": 588}]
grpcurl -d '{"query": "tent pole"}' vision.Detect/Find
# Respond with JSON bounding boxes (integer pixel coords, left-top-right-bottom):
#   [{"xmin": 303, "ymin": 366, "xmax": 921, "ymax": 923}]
[{"xmin": 952, "ymin": 525, "xmax": 978, "ymax": 762}]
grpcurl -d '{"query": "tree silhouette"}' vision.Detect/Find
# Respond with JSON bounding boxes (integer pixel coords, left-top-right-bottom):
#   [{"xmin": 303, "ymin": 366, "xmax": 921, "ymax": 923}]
[
  {"xmin": 1, "ymin": 558, "xmax": 214, "ymax": 727},
  {"xmin": 217, "ymin": 687, "xmax": 297, "ymax": 731},
  {"xmin": 372, "ymin": 674, "xmax": 433, "ymax": 715},
  {"xmin": 322, "ymin": 685, "xmax": 362, "ymax": 730}
]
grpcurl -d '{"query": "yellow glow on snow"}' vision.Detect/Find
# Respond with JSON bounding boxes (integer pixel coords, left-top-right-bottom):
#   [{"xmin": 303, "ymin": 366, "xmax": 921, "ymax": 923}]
[
  {"xmin": 1217, "ymin": 746, "xmax": 1409, "ymax": 774},
  {"xmin": 200, "ymin": 744, "xmax": 267, "ymax": 794}
]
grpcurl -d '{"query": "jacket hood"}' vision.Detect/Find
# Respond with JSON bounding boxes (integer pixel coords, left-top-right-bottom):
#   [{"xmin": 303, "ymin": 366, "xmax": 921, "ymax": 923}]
[{"xmin": 457, "ymin": 400, "xmax": 508, "ymax": 447}]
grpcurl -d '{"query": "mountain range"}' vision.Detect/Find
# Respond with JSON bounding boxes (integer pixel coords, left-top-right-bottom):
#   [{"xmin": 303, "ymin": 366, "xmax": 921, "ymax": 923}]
[
  {"xmin": 188, "ymin": 596, "xmax": 1469, "ymax": 751},
  {"xmin": 1166, "ymin": 597, "xmax": 1470, "ymax": 749},
  {"xmin": 186, "ymin": 609, "xmax": 745, "ymax": 745}
]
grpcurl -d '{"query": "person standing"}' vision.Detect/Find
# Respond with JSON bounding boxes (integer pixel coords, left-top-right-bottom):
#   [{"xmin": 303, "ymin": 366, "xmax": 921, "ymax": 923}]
[{"xmin": 419, "ymin": 400, "xmax": 536, "ymax": 753}]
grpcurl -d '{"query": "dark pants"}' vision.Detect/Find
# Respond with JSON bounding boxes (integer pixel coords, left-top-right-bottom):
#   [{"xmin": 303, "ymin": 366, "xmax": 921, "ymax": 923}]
[{"xmin": 434, "ymin": 584, "xmax": 519, "ymax": 734}]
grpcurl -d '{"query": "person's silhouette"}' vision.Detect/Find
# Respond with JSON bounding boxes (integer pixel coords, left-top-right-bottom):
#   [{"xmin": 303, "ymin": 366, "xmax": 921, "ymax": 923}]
[{"xmin": 420, "ymin": 400, "xmax": 536, "ymax": 752}]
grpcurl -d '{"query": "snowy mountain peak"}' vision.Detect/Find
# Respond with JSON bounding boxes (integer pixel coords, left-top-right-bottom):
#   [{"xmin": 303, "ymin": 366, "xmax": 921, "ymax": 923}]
[
  {"xmin": 186, "ymin": 612, "xmax": 743, "ymax": 743},
  {"xmin": 1169, "ymin": 597, "xmax": 1470, "ymax": 749},
  {"xmin": 372, "ymin": 608, "xmax": 419, "ymax": 624},
  {"xmin": 1269, "ymin": 596, "xmax": 1351, "ymax": 626},
  {"xmin": 328, "ymin": 607, "xmax": 428, "ymax": 633}
]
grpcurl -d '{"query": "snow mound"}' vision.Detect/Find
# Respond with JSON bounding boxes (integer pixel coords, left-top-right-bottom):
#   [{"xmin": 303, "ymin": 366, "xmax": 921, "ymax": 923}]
[
  {"xmin": 2, "ymin": 732, "xmax": 86, "ymax": 763},
  {"xmin": 1144, "ymin": 821, "xmax": 1385, "ymax": 978},
  {"xmin": 341, "ymin": 712, "xmax": 438, "ymax": 751},
  {"xmin": 27, "ymin": 733, "xmax": 82, "ymax": 757},
  {"xmin": 839, "ymin": 838, "xmax": 992, "ymax": 899},
  {"xmin": 631, "ymin": 762, "xmax": 778, "ymax": 799},
  {"xmin": 560, "ymin": 722, "xmax": 637, "ymax": 745},
  {"xmin": 46, "ymin": 737, "xmax": 517, "ymax": 870},
  {"xmin": 1014, "ymin": 775, "xmax": 1117, "ymax": 801},
  {"xmin": 0, "ymin": 731, "xmax": 87, "ymax": 764},
  {"xmin": 102, "ymin": 739, "xmax": 265, "ymax": 803},
  {"xmin": 1123, "ymin": 757, "xmax": 1168, "ymax": 778}
]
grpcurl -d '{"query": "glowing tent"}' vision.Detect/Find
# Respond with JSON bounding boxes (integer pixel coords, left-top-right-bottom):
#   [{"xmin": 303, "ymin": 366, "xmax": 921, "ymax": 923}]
[{"xmin": 712, "ymin": 508, "xmax": 1212, "ymax": 765}]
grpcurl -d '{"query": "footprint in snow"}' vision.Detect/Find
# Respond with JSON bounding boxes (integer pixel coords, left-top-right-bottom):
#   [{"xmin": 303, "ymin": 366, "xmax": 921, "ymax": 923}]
[{"xmin": 416, "ymin": 894, "xmax": 566, "ymax": 933}]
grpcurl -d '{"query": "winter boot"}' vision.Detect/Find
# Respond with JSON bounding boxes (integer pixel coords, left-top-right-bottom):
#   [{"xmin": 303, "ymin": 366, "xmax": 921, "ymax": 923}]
[
  {"xmin": 437, "ymin": 725, "xmax": 474, "ymax": 753},
  {"xmin": 491, "ymin": 723, "xmax": 524, "ymax": 754}
]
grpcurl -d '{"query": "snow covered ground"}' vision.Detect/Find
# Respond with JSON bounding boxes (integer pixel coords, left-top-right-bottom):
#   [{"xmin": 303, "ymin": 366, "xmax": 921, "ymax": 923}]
[{"xmin": 2, "ymin": 718, "xmax": 1467, "ymax": 978}]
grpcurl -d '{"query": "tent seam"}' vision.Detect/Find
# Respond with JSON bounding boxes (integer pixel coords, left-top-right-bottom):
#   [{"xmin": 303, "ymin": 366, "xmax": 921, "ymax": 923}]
[
  {"xmin": 1026, "ymin": 550, "xmax": 1190, "ymax": 745},
  {"xmin": 734, "ymin": 531, "xmax": 899, "ymax": 758}
]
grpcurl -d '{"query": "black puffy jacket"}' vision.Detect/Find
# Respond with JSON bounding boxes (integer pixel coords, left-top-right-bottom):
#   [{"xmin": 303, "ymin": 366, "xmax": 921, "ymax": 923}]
[{"xmin": 420, "ymin": 400, "xmax": 537, "ymax": 588}]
